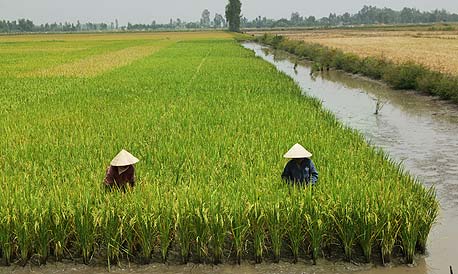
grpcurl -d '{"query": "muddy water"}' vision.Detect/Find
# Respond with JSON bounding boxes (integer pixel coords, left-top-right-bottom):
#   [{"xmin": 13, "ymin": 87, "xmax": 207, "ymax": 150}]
[
  {"xmin": 0, "ymin": 261, "xmax": 406, "ymax": 274},
  {"xmin": 2, "ymin": 44, "xmax": 457, "ymax": 274}
]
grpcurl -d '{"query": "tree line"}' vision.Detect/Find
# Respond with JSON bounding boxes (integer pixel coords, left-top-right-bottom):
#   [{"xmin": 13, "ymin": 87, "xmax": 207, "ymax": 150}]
[
  {"xmin": 1, "ymin": 4, "xmax": 458, "ymax": 34},
  {"xmin": 0, "ymin": 16, "xmax": 224, "ymax": 33},
  {"xmin": 243, "ymin": 6, "xmax": 458, "ymax": 28},
  {"xmin": 0, "ymin": 5, "xmax": 232, "ymax": 33},
  {"xmin": 0, "ymin": 19, "xmax": 119, "ymax": 33}
]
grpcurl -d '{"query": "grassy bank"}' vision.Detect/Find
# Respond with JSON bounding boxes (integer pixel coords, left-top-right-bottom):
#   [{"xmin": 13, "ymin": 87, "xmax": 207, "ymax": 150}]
[
  {"xmin": 0, "ymin": 32, "xmax": 438, "ymax": 267},
  {"xmin": 257, "ymin": 34, "xmax": 458, "ymax": 103}
]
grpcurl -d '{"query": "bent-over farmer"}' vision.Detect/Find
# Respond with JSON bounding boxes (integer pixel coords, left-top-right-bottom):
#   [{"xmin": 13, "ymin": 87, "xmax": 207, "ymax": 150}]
[
  {"xmin": 281, "ymin": 143, "xmax": 318, "ymax": 186},
  {"xmin": 104, "ymin": 149, "xmax": 139, "ymax": 191}
]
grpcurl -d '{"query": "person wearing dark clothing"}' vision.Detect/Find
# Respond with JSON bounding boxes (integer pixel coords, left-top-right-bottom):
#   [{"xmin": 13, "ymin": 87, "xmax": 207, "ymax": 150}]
[
  {"xmin": 104, "ymin": 149, "xmax": 139, "ymax": 191},
  {"xmin": 282, "ymin": 143, "xmax": 318, "ymax": 186},
  {"xmin": 104, "ymin": 164, "xmax": 136, "ymax": 189},
  {"xmin": 282, "ymin": 158, "xmax": 318, "ymax": 185}
]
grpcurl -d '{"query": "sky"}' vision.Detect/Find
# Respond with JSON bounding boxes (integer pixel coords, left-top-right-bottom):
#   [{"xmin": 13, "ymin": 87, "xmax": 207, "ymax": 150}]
[{"xmin": 0, "ymin": 0, "xmax": 457, "ymax": 25}]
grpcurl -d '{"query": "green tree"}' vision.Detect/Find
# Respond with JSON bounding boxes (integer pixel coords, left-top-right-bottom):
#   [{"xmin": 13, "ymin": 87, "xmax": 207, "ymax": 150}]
[
  {"xmin": 201, "ymin": 9, "xmax": 211, "ymax": 27},
  {"xmin": 290, "ymin": 12, "xmax": 302, "ymax": 26},
  {"xmin": 225, "ymin": 0, "xmax": 241, "ymax": 32},
  {"xmin": 213, "ymin": 13, "xmax": 225, "ymax": 28}
]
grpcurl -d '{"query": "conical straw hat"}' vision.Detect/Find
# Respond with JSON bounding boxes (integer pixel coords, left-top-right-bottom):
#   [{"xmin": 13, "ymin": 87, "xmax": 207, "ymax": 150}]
[
  {"xmin": 110, "ymin": 149, "xmax": 139, "ymax": 166},
  {"xmin": 283, "ymin": 143, "xmax": 312, "ymax": 159}
]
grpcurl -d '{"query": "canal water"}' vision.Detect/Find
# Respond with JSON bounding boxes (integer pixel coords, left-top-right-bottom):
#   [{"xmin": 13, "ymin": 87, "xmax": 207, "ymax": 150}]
[{"xmin": 2, "ymin": 43, "xmax": 457, "ymax": 274}]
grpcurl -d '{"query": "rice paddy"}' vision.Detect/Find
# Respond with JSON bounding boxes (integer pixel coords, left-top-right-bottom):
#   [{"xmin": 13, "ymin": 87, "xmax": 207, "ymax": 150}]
[{"xmin": 0, "ymin": 32, "xmax": 439, "ymax": 266}]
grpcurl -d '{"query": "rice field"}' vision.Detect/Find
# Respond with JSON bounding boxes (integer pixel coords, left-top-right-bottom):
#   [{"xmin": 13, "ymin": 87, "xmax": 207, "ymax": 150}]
[
  {"xmin": 256, "ymin": 29, "xmax": 458, "ymax": 76},
  {"xmin": 0, "ymin": 32, "xmax": 438, "ymax": 266}
]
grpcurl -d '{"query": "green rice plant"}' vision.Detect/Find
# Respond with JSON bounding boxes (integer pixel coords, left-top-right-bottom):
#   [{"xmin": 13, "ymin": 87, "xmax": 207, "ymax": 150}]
[
  {"xmin": 304, "ymin": 187, "xmax": 329, "ymax": 265},
  {"xmin": 331, "ymin": 187, "xmax": 358, "ymax": 261},
  {"xmin": 73, "ymin": 194, "xmax": 97, "ymax": 264},
  {"xmin": 208, "ymin": 191, "xmax": 227, "ymax": 264},
  {"xmin": 50, "ymin": 201, "xmax": 72, "ymax": 261},
  {"xmin": 356, "ymin": 206, "xmax": 379, "ymax": 262},
  {"xmin": 34, "ymin": 203, "xmax": 52, "ymax": 265},
  {"xmin": 378, "ymin": 200, "xmax": 401, "ymax": 264},
  {"xmin": 191, "ymin": 195, "xmax": 210, "ymax": 263},
  {"xmin": 122, "ymin": 210, "xmax": 137, "ymax": 262},
  {"xmin": 13, "ymin": 204, "xmax": 34, "ymax": 265},
  {"xmin": 265, "ymin": 196, "xmax": 286, "ymax": 263},
  {"xmin": 400, "ymin": 200, "xmax": 421, "ymax": 264},
  {"xmin": 134, "ymin": 201, "xmax": 156, "ymax": 264},
  {"xmin": 380, "ymin": 216, "xmax": 401, "ymax": 264},
  {"xmin": 173, "ymin": 191, "xmax": 193, "ymax": 263},
  {"xmin": 100, "ymin": 198, "xmax": 123, "ymax": 270},
  {"xmin": 228, "ymin": 193, "xmax": 250, "ymax": 264},
  {"xmin": 285, "ymin": 187, "xmax": 304, "ymax": 263},
  {"xmin": 354, "ymin": 189, "xmax": 382, "ymax": 263},
  {"xmin": 247, "ymin": 192, "xmax": 267, "ymax": 264},
  {"xmin": 0, "ymin": 207, "xmax": 13, "ymax": 266},
  {"xmin": 416, "ymin": 187, "xmax": 439, "ymax": 254},
  {"xmin": 157, "ymin": 197, "xmax": 174, "ymax": 263}
]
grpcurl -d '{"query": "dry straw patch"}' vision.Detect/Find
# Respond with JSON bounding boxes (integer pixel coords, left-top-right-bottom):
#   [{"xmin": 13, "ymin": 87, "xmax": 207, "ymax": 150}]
[
  {"xmin": 0, "ymin": 47, "xmax": 88, "ymax": 53},
  {"xmin": 260, "ymin": 30, "xmax": 458, "ymax": 75},
  {"xmin": 26, "ymin": 43, "xmax": 170, "ymax": 77},
  {"xmin": 279, "ymin": 30, "xmax": 458, "ymax": 76},
  {"xmin": 0, "ymin": 31, "xmax": 233, "ymax": 42}
]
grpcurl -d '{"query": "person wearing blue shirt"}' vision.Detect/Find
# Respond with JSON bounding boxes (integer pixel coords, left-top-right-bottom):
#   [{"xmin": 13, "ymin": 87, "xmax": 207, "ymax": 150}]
[{"xmin": 281, "ymin": 143, "xmax": 318, "ymax": 186}]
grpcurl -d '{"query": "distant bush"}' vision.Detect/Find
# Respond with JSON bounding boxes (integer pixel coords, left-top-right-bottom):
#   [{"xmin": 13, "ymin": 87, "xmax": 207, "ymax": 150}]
[
  {"xmin": 333, "ymin": 52, "xmax": 361, "ymax": 74},
  {"xmin": 280, "ymin": 39, "xmax": 300, "ymax": 52},
  {"xmin": 359, "ymin": 57, "xmax": 387, "ymax": 80},
  {"xmin": 263, "ymin": 34, "xmax": 285, "ymax": 49},
  {"xmin": 428, "ymin": 25, "xmax": 456, "ymax": 31},
  {"xmin": 416, "ymin": 70, "xmax": 443, "ymax": 95},
  {"xmin": 434, "ymin": 75, "xmax": 458, "ymax": 101},
  {"xmin": 383, "ymin": 61, "xmax": 426, "ymax": 90}
]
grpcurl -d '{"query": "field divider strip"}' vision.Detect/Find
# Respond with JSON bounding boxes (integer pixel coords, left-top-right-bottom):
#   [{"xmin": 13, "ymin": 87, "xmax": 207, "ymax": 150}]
[{"xmin": 184, "ymin": 48, "xmax": 212, "ymax": 91}]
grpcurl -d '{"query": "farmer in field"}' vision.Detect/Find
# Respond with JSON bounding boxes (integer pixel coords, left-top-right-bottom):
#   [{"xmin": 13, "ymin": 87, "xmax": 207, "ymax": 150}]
[
  {"xmin": 281, "ymin": 143, "xmax": 318, "ymax": 186},
  {"xmin": 104, "ymin": 149, "xmax": 139, "ymax": 191}
]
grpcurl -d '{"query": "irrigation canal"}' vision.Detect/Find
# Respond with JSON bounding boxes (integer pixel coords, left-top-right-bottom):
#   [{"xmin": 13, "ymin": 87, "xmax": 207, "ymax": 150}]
[{"xmin": 3, "ymin": 43, "xmax": 457, "ymax": 274}]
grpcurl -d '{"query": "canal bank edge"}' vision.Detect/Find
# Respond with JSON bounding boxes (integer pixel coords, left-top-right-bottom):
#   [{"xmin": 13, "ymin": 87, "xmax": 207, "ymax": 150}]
[{"xmin": 254, "ymin": 34, "xmax": 458, "ymax": 104}]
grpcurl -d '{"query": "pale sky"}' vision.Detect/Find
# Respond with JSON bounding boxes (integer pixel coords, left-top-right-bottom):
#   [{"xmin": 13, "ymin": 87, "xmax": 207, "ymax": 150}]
[{"xmin": 0, "ymin": 0, "xmax": 457, "ymax": 25}]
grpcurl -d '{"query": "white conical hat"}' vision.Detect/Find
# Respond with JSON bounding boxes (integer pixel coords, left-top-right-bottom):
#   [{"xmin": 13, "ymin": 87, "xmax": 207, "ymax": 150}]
[
  {"xmin": 283, "ymin": 143, "xmax": 312, "ymax": 158},
  {"xmin": 110, "ymin": 149, "xmax": 139, "ymax": 166}
]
